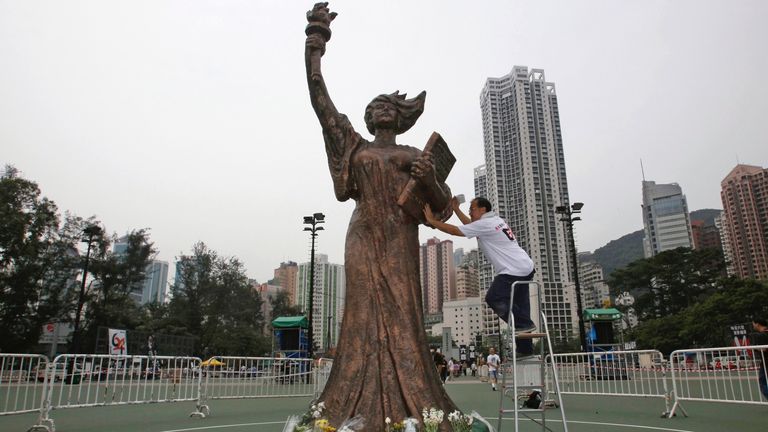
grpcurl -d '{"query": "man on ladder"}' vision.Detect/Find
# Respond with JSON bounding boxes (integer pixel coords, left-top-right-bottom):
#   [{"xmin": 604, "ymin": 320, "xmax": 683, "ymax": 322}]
[{"xmin": 424, "ymin": 196, "xmax": 536, "ymax": 358}]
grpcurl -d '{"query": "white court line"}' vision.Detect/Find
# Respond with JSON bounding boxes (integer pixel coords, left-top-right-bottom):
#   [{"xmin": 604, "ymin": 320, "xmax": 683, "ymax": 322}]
[
  {"xmin": 157, "ymin": 418, "xmax": 695, "ymax": 432},
  {"xmin": 158, "ymin": 422, "xmax": 284, "ymax": 432},
  {"xmin": 565, "ymin": 420, "xmax": 694, "ymax": 432}
]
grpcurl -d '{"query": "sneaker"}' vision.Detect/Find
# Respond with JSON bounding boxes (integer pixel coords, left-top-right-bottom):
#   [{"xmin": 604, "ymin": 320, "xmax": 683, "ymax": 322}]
[{"xmin": 514, "ymin": 324, "xmax": 536, "ymax": 335}]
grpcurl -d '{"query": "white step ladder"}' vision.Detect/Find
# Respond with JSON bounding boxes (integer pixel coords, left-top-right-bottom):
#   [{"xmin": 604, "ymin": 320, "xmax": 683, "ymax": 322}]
[{"xmin": 496, "ymin": 281, "xmax": 568, "ymax": 432}]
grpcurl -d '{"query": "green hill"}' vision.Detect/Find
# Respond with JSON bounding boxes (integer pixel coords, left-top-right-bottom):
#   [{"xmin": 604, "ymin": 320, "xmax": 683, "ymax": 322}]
[{"xmin": 581, "ymin": 208, "xmax": 722, "ymax": 278}]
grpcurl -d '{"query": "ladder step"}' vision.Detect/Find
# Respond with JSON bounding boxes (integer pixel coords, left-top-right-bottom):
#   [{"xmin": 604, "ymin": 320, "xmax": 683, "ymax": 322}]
[
  {"xmin": 514, "ymin": 332, "xmax": 547, "ymax": 339},
  {"xmin": 502, "ymin": 384, "xmax": 541, "ymax": 389},
  {"xmin": 500, "ymin": 408, "xmax": 548, "ymax": 414}
]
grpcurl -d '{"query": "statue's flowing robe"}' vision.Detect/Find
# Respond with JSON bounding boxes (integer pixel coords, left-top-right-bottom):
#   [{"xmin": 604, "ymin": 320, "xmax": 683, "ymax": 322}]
[{"xmin": 318, "ymin": 113, "xmax": 457, "ymax": 430}]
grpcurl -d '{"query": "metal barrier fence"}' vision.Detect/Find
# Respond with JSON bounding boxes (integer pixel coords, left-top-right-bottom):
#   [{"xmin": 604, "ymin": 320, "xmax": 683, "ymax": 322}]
[
  {"xmin": 668, "ymin": 345, "xmax": 768, "ymax": 417},
  {"xmin": 0, "ymin": 354, "xmax": 49, "ymax": 418},
  {"xmin": 201, "ymin": 356, "xmax": 323, "ymax": 400},
  {"xmin": 550, "ymin": 349, "xmax": 670, "ymax": 414},
  {"xmin": 10, "ymin": 347, "xmax": 764, "ymax": 426},
  {"xmin": 0, "ymin": 353, "xmax": 334, "ymax": 432},
  {"xmin": 28, "ymin": 354, "xmax": 207, "ymax": 432}
]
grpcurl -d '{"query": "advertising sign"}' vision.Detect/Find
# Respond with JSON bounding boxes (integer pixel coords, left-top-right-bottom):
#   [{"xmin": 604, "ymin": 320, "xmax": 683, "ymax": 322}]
[{"xmin": 108, "ymin": 328, "xmax": 128, "ymax": 355}]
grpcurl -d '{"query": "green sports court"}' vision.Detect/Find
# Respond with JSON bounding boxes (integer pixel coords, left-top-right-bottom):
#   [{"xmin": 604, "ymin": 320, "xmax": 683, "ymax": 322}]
[{"xmin": 2, "ymin": 375, "xmax": 765, "ymax": 432}]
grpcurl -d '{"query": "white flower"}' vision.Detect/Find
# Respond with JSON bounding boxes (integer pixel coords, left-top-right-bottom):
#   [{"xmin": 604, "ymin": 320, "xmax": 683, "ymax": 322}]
[
  {"xmin": 385, "ymin": 417, "xmax": 391, "ymax": 424},
  {"xmin": 312, "ymin": 410, "xmax": 321, "ymax": 418},
  {"xmin": 318, "ymin": 402, "xmax": 326, "ymax": 409}
]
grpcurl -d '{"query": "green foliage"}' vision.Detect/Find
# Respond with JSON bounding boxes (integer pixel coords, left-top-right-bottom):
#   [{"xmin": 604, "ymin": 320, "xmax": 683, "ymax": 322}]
[
  {"xmin": 609, "ymin": 247, "xmax": 725, "ymax": 320},
  {"xmin": 79, "ymin": 229, "xmax": 155, "ymax": 349},
  {"xmin": 0, "ymin": 166, "xmax": 64, "ymax": 351},
  {"xmin": 628, "ymin": 279, "xmax": 768, "ymax": 353},
  {"xmin": 269, "ymin": 289, "xmax": 303, "ymax": 321},
  {"xmin": 169, "ymin": 242, "xmax": 269, "ymax": 357},
  {"xmin": 611, "ymin": 246, "xmax": 768, "ymax": 353}
]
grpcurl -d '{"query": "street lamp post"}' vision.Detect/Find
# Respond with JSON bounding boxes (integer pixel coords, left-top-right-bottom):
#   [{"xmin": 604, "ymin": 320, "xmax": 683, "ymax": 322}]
[
  {"xmin": 303, "ymin": 213, "xmax": 325, "ymax": 360},
  {"xmin": 70, "ymin": 224, "xmax": 103, "ymax": 354},
  {"xmin": 556, "ymin": 202, "xmax": 586, "ymax": 352}
]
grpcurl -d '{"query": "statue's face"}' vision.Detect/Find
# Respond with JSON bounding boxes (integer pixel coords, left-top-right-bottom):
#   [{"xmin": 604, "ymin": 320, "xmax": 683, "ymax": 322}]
[{"xmin": 370, "ymin": 101, "xmax": 398, "ymax": 131}]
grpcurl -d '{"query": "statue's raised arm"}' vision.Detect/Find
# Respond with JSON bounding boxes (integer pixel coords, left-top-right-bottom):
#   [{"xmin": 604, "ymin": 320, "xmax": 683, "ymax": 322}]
[{"xmin": 305, "ymin": 2, "xmax": 340, "ymax": 129}]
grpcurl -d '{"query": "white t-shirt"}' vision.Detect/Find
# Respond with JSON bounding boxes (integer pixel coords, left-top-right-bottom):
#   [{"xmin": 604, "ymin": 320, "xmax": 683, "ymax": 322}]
[
  {"xmin": 458, "ymin": 212, "xmax": 534, "ymax": 277},
  {"xmin": 486, "ymin": 353, "xmax": 501, "ymax": 372}
]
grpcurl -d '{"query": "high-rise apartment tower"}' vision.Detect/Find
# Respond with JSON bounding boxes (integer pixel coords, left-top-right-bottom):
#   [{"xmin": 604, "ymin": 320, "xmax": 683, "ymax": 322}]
[
  {"xmin": 479, "ymin": 66, "xmax": 576, "ymax": 341},
  {"xmin": 720, "ymin": 164, "xmax": 768, "ymax": 280},
  {"xmin": 419, "ymin": 238, "xmax": 456, "ymax": 319}
]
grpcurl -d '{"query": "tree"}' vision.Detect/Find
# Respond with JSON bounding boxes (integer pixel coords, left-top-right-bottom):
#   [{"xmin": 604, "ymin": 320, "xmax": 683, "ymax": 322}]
[
  {"xmin": 622, "ymin": 274, "xmax": 768, "ymax": 353},
  {"xmin": 169, "ymin": 242, "xmax": 269, "ymax": 357},
  {"xmin": 81, "ymin": 229, "xmax": 155, "ymax": 350},
  {"xmin": 609, "ymin": 247, "xmax": 726, "ymax": 320},
  {"xmin": 0, "ymin": 166, "xmax": 74, "ymax": 352},
  {"xmin": 269, "ymin": 289, "xmax": 302, "ymax": 320}
]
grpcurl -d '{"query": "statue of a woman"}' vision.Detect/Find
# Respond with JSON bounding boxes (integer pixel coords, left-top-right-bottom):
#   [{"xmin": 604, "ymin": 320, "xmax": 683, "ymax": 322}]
[{"xmin": 304, "ymin": 3, "xmax": 458, "ymax": 429}]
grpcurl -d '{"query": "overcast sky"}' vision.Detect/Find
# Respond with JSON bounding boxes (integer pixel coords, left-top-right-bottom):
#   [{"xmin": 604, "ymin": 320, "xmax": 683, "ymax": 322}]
[{"xmin": 2, "ymin": 1, "xmax": 767, "ymax": 283}]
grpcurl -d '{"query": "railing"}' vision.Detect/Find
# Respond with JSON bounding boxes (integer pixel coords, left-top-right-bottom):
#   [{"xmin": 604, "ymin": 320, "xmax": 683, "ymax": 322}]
[
  {"xmin": 28, "ymin": 354, "xmax": 207, "ymax": 432},
  {"xmin": 668, "ymin": 345, "xmax": 768, "ymax": 417},
  {"xmin": 0, "ymin": 353, "xmax": 334, "ymax": 432},
  {"xmin": 0, "ymin": 354, "xmax": 49, "ymax": 417},
  {"xmin": 9, "ymin": 346, "xmax": 764, "ymax": 427},
  {"xmin": 201, "ymin": 356, "xmax": 319, "ymax": 400},
  {"xmin": 550, "ymin": 349, "xmax": 670, "ymax": 414}
]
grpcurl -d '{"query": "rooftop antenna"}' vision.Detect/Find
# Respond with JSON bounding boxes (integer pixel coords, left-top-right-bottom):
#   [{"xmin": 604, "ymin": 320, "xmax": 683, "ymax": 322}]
[
  {"xmin": 736, "ymin": 153, "xmax": 740, "ymax": 165},
  {"xmin": 640, "ymin": 158, "xmax": 646, "ymax": 181}
]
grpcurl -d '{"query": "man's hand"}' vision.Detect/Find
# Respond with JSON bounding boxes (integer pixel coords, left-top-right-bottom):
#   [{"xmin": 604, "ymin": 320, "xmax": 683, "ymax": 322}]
[
  {"xmin": 450, "ymin": 196, "xmax": 461, "ymax": 213},
  {"xmin": 423, "ymin": 203, "xmax": 437, "ymax": 226}
]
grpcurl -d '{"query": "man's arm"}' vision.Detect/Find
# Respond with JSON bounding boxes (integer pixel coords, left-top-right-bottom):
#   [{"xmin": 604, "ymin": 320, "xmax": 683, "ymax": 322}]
[
  {"xmin": 423, "ymin": 204, "xmax": 464, "ymax": 237},
  {"xmin": 452, "ymin": 197, "xmax": 471, "ymax": 225}
]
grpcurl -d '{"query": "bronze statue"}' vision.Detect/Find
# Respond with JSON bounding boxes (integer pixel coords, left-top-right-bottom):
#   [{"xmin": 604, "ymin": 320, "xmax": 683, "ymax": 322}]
[{"xmin": 304, "ymin": 2, "xmax": 458, "ymax": 430}]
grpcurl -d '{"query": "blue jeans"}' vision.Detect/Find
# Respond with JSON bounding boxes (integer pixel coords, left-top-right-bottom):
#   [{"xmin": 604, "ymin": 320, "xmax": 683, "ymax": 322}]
[
  {"xmin": 485, "ymin": 271, "xmax": 535, "ymax": 354},
  {"xmin": 759, "ymin": 362, "xmax": 768, "ymax": 400}
]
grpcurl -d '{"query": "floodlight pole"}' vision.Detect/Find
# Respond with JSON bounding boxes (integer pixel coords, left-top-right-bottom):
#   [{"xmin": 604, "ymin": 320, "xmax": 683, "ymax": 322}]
[
  {"xmin": 556, "ymin": 203, "xmax": 586, "ymax": 352},
  {"xmin": 303, "ymin": 213, "xmax": 325, "ymax": 361}
]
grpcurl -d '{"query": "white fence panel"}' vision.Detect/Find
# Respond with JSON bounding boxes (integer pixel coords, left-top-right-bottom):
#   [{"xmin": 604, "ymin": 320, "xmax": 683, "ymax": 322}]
[
  {"xmin": 202, "ymin": 356, "xmax": 320, "ymax": 400},
  {"xmin": 29, "ymin": 354, "xmax": 207, "ymax": 432},
  {"xmin": 0, "ymin": 354, "xmax": 48, "ymax": 416},
  {"xmin": 668, "ymin": 345, "xmax": 768, "ymax": 417},
  {"xmin": 550, "ymin": 350, "xmax": 670, "ymax": 414}
]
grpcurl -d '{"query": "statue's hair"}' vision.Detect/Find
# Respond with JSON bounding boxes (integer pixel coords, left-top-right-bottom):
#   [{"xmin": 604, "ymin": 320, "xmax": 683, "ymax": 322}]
[{"xmin": 364, "ymin": 91, "xmax": 426, "ymax": 135}]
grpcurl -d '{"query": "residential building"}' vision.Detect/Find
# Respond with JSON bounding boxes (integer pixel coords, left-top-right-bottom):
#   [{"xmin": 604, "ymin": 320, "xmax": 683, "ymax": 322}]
[
  {"xmin": 715, "ymin": 213, "xmax": 734, "ymax": 275},
  {"xmin": 578, "ymin": 260, "xmax": 610, "ymax": 309},
  {"xmin": 431, "ymin": 297, "xmax": 484, "ymax": 346},
  {"xmin": 479, "ymin": 66, "xmax": 576, "ymax": 341},
  {"xmin": 254, "ymin": 281, "xmax": 283, "ymax": 335},
  {"xmin": 720, "ymin": 164, "xmax": 768, "ymax": 279},
  {"xmin": 641, "ymin": 181, "xmax": 693, "ymax": 257},
  {"xmin": 691, "ymin": 215, "xmax": 723, "ymax": 251},
  {"xmin": 273, "ymin": 261, "xmax": 299, "ymax": 305},
  {"xmin": 455, "ymin": 264, "xmax": 479, "ymax": 299},
  {"xmin": 453, "ymin": 248, "xmax": 464, "ymax": 266},
  {"xmin": 297, "ymin": 254, "xmax": 346, "ymax": 351},
  {"xmin": 420, "ymin": 237, "xmax": 456, "ymax": 321}
]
